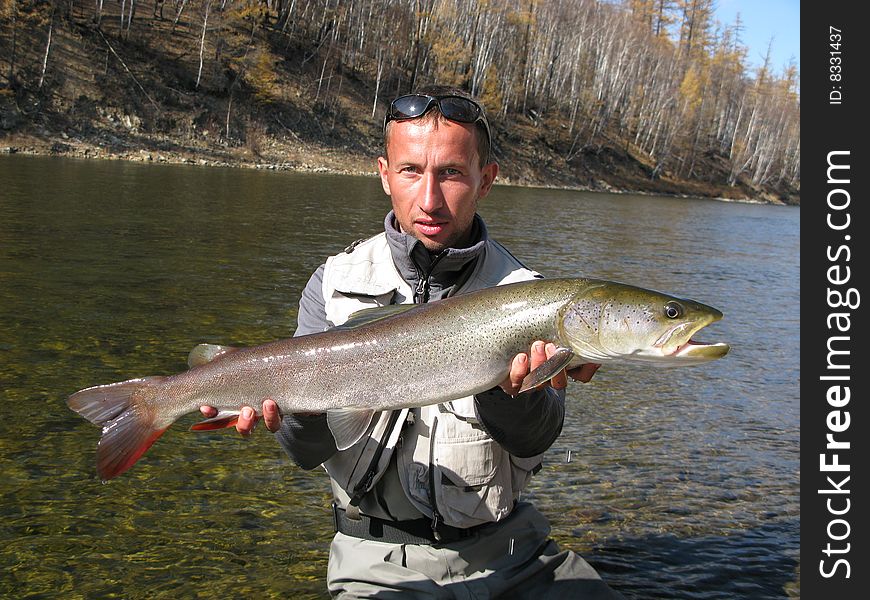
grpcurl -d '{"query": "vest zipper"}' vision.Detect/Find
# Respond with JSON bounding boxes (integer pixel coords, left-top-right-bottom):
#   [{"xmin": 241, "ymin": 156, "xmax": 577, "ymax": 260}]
[
  {"xmin": 412, "ymin": 251, "xmax": 447, "ymax": 537},
  {"xmin": 413, "ymin": 250, "xmax": 448, "ymax": 304}
]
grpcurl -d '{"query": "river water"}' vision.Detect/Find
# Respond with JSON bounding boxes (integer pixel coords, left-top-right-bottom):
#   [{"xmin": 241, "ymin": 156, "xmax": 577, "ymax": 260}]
[{"xmin": 0, "ymin": 155, "xmax": 799, "ymax": 598}]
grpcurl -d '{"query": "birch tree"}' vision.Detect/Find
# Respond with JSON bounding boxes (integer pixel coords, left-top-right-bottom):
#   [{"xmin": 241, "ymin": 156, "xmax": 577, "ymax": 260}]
[{"xmin": 195, "ymin": 0, "xmax": 212, "ymax": 89}]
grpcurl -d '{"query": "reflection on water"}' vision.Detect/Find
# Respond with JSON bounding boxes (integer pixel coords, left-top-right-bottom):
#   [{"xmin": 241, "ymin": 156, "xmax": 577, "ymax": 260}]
[{"xmin": 0, "ymin": 156, "xmax": 799, "ymax": 598}]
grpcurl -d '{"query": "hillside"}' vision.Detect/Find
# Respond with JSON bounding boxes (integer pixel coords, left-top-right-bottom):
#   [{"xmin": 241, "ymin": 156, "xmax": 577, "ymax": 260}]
[{"xmin": 0, "ymin": 3, "xmax": 800, "ymax": 205}]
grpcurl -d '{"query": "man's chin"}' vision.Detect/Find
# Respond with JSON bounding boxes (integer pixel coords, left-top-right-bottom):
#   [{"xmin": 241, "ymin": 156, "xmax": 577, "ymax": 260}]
[
  {"xmin": 417, "ymin": 238, "xmax": 449, "ymax": 253},
  {"xmin": 413, "ymin": 227, "xmax": 453, "ymax": 252}
]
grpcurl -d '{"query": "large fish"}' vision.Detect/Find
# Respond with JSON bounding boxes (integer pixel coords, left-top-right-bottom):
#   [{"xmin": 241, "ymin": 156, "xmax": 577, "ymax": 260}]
[{"xmin": 68, "ymin": 278, "xmax": 729, "ymax": 481}]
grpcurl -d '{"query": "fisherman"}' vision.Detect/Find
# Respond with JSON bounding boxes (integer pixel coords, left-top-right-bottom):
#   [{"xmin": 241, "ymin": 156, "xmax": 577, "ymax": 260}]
[{"xmin": 203, "ymin": 85, "xmax": 623, "ymax": 599}]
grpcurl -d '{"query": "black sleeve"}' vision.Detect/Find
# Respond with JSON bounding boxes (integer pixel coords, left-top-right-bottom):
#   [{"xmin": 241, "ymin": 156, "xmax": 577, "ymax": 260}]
[
  {"xmin": 275, "ymin": 413, "xmax": 338, "ymax": 470},
  {"xmin": 274, "ymin": 265, "xmax": 339, "ymax": 469},
  {"xmin": 474, "ymin": 386, "xmax": 565, "ymax": 458}
]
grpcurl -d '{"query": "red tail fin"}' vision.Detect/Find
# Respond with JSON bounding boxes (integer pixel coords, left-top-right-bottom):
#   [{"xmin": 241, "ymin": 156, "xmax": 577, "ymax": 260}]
[{"xmin": 67, "ymin": 377, "xmax": 169, "ymax": 481}]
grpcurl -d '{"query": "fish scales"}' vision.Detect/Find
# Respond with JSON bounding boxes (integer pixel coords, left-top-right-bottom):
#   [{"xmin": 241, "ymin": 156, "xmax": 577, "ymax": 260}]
[{"xmin": 67, "ymin": 278, "xmax": 729, "ymax": 480}]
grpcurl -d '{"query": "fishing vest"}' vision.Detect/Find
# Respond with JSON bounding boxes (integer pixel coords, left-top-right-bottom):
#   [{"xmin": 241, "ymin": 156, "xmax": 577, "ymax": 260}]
[{"xmin": 320, "ymin": 232, "xmax": 546, "ymax": 528}]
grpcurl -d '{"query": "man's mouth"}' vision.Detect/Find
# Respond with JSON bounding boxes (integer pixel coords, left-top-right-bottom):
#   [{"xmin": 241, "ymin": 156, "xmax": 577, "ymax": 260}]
[{"xmin": 415, "ymin": 220, "xmax": 446, "ymax": 236}]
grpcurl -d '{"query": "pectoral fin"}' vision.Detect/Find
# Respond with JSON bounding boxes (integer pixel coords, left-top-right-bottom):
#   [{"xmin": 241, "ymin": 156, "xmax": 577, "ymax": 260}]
[
  {"xmin": 518, "ymin": 347, "xmax": 576, "ymax": 394},
  {"xmin": 326, "ymin": 408, "xmax": 377, "ymax": 450},
  {"xmin": 190, "ymin": 410, "xmax": 244, "ymax": 431}
]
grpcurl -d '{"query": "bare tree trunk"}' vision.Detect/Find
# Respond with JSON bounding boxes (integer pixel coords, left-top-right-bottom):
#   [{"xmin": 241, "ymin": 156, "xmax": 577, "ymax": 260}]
[
  {"xmin": 172, "ymin": 0, "xmax": 188, "ymax": 32},
  {"xmin": 226, "ymin": 95, "xmax": 233, "ymax": 139},
  {"xmin": 127, "ymin": 0, "xmax": 137, "ymax": 31},
  {"xmin": 408, "ymin": 0, "xmax": 427, "ymax": 93},
  {"xmin": 38, "ymin": 13, "xmax": 55, "ymax": 90},
  {"xmin": 315, "ymin": 26, "xmax": 334, "ymax": 102},
  {"xmin": 518, "ymin": 0, "xmax": 534, "ymax": 114},
  {"xmin": 195, "ymin": 0, "xmax": 212, "ymax": 90},
  {"xmin": 372, "ymin": 47, "xmax": 384, "ymax": 119}
]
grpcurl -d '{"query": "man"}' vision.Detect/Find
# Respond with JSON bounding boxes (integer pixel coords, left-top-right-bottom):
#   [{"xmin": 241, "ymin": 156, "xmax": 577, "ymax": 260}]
[{"xmin": 204, "ymin": 86, "xmax": 623, "ymax": 599}]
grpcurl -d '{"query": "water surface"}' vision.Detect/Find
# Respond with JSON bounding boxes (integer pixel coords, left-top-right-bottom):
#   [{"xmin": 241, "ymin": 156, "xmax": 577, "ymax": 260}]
[{"xmin": 0, "ymin": 155, "xmax": 799, "ymax": 598}]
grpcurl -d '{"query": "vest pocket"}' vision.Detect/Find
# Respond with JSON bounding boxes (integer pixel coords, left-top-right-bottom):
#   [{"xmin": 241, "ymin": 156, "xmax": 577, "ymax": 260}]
[
  {"xmin": 509, "ymin": 454, "xmax": 543, "ymax": 492},
  {"xmin": 433, "ymin": 438, "xmax": 512, "ymax": 527}
]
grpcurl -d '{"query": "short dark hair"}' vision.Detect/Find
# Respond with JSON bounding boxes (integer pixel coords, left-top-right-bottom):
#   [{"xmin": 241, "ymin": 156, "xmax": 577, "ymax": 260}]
[{"xmin": 383, "ymin": 85, "xmax": 492, "ymax": 167}]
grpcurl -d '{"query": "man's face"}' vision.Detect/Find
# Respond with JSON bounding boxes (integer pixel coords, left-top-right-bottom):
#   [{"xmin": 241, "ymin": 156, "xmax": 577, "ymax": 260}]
[{"xmin": 378, "ymin": 118, "xmax": 498, "ymax": 252}]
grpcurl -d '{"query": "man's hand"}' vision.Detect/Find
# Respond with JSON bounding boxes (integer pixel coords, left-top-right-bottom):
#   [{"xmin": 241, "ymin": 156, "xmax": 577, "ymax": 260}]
[
  {"xmin": 199, "ymin": 398, "xmax": 283, "ymax": 437},
  {"xmin": 499, "ymin": 341, "xmax": 600, "ymax": 396}
]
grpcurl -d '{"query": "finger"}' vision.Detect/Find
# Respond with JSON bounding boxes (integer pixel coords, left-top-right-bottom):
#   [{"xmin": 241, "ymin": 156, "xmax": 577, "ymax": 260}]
[
  {"xmin": 546, "ymin": 343, "xmax": 568, "ymax": 390},
  {"xmin": 262, "ymin": 399, "xmax": 282, "ymax": 432},
  {"xmin": 570, "ymin": 363, "xmax": 601, "ymax": 383},
  {"xmin": 528, "ymin": 341, "xmax": 547, "ymax": 370},
  {"xmin": 524, "ymin": 341, "xmax": 548, "ymax": 391},
  {"xmin": 500, "ymin": 353, "xmax": 529, "ymax": 396},
  {"xmin": 200, "ymin": 406, "xmax": 218, "ymax": 418},
  {"xmin": 235, "ymin": 406, "xmax": 260, "ymax": 437}
]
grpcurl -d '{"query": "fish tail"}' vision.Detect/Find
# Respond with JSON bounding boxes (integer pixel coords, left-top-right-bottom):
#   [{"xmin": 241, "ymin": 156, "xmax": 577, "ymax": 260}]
[{"xmin": 67, "ymin": 376, "xmax": 170, "ymax": 481}]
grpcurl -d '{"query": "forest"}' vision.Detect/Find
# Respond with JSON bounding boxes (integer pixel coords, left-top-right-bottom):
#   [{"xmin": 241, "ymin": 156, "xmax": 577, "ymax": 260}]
[{"xmin": 0, "ymin": 0, "xmax": 800, "ymax": 203}]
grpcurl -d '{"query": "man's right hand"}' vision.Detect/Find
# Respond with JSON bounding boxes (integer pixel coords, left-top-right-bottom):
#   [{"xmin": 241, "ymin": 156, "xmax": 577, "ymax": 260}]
[
  {"xmin": 500, "ymin": 341, "xmax": 600, "ymax": 396},
  {"xmin": 199, "ymin": 398, "xmax": 283, "ymax": 436}
]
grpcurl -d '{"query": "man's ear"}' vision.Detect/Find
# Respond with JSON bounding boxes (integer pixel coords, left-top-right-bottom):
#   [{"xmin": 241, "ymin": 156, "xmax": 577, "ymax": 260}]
[
  {"xmin": 478, "ymin": 162, "xmax": 499, "ymax": 198},
  {"xmin": 377, "ymin": 155, "xmax": 391, "ymax": 195}
]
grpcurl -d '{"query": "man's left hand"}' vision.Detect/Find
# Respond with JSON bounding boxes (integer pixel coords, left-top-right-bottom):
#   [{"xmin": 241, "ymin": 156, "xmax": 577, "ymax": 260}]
[{"xmin": 199, "ymin": 399, "xmax": 282, "ymax": 437}]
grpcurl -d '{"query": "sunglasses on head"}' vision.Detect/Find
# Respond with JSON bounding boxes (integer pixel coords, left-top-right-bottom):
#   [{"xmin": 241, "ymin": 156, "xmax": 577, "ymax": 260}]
[{"xmin": 384, "ymin": 94, "xmax": 492, "ymax": 149}]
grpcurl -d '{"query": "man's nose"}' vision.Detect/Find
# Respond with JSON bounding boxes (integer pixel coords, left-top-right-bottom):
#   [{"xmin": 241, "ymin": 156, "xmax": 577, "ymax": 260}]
[{"xmin": 419, "ymin": 172, "xmax": 444, "ymax": 213}]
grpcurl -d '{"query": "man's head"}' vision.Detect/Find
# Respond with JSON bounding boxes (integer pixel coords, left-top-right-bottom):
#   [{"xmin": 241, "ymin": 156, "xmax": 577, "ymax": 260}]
[
  {"xmin": 383, "ymin": 85, "xmax": 492, "ymax": 168},
  {"xmin": 379, "ymin": 86, "xmax": 498, "ymax": 252}
]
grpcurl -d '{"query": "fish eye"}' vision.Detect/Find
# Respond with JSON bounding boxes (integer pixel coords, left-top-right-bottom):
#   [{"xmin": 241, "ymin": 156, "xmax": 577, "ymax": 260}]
[{"xmin": 664, "ymin": 301, "xmax": 683, "ymax": 319}]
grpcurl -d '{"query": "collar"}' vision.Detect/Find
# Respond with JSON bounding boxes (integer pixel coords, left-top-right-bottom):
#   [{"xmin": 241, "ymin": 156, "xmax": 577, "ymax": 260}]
[{"xmin": 383, "ymin": 211, "xmax": 489, "ymax": 301}]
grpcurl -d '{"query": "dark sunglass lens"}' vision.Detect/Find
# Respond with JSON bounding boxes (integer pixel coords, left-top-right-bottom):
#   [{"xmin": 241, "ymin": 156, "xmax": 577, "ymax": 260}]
[
  {"xmin": 391, "ymin": 95, "xmax": 431, "ymax": 119},
  {"xmin": 438, "ymin": 97, "xmax": 480, "ymax": 123}
]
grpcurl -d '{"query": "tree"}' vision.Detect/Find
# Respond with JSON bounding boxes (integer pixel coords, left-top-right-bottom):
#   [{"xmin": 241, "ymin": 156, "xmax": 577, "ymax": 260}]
[{"xmin": 1, "ymin": 0, "xmax": 20, "ymax": 83}]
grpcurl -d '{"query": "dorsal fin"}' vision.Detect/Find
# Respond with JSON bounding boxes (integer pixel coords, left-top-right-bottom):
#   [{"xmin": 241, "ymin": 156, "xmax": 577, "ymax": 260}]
[
  {"xmin": 187, "ymin": 344, "xmax": 238, "ymax": 368},
  {"xmin": 337, "ymin": 304, "xmax": 417, "ymax": 329}
]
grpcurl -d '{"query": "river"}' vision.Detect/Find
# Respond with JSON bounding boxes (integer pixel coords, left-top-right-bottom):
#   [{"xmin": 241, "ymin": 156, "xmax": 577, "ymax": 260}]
[{"xmin": 0, "ymin": 155, "xmax": 800, "ymax": 598}]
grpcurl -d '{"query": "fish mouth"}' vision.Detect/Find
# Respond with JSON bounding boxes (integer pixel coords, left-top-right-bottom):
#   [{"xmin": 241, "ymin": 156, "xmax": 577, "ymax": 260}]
[
  {"xmin": 671, "ymin": 339, "xmax": 731, "ymax": 361},
  {"xmin": 654, "ymin": 315, "xmax": 730, "ymax": 363}
]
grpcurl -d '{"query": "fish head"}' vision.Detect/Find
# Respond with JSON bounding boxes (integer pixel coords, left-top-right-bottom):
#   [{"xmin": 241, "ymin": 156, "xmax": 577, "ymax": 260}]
[{"xmin": 558, "ymin": 281, "xmax": 730, "ymax": 366}]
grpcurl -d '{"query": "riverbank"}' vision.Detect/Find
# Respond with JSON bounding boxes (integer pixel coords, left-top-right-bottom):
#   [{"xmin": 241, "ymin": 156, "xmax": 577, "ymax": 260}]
[
  {"xmin": 2, "ymin": 3, "xmax": 802, "ymax": 206},
  {"xmin": 0, "ymin": 128, "xmax": 796, "ymax": 206},
  {"xmin": 0, "ymin": 8, "xmax": 799, "ymax": 207}
]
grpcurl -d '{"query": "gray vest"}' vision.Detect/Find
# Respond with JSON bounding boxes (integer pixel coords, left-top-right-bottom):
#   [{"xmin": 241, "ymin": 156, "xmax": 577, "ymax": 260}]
[{"xmin": 320, "ymin": 233, "xmax": 544, "ymax": 528}]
